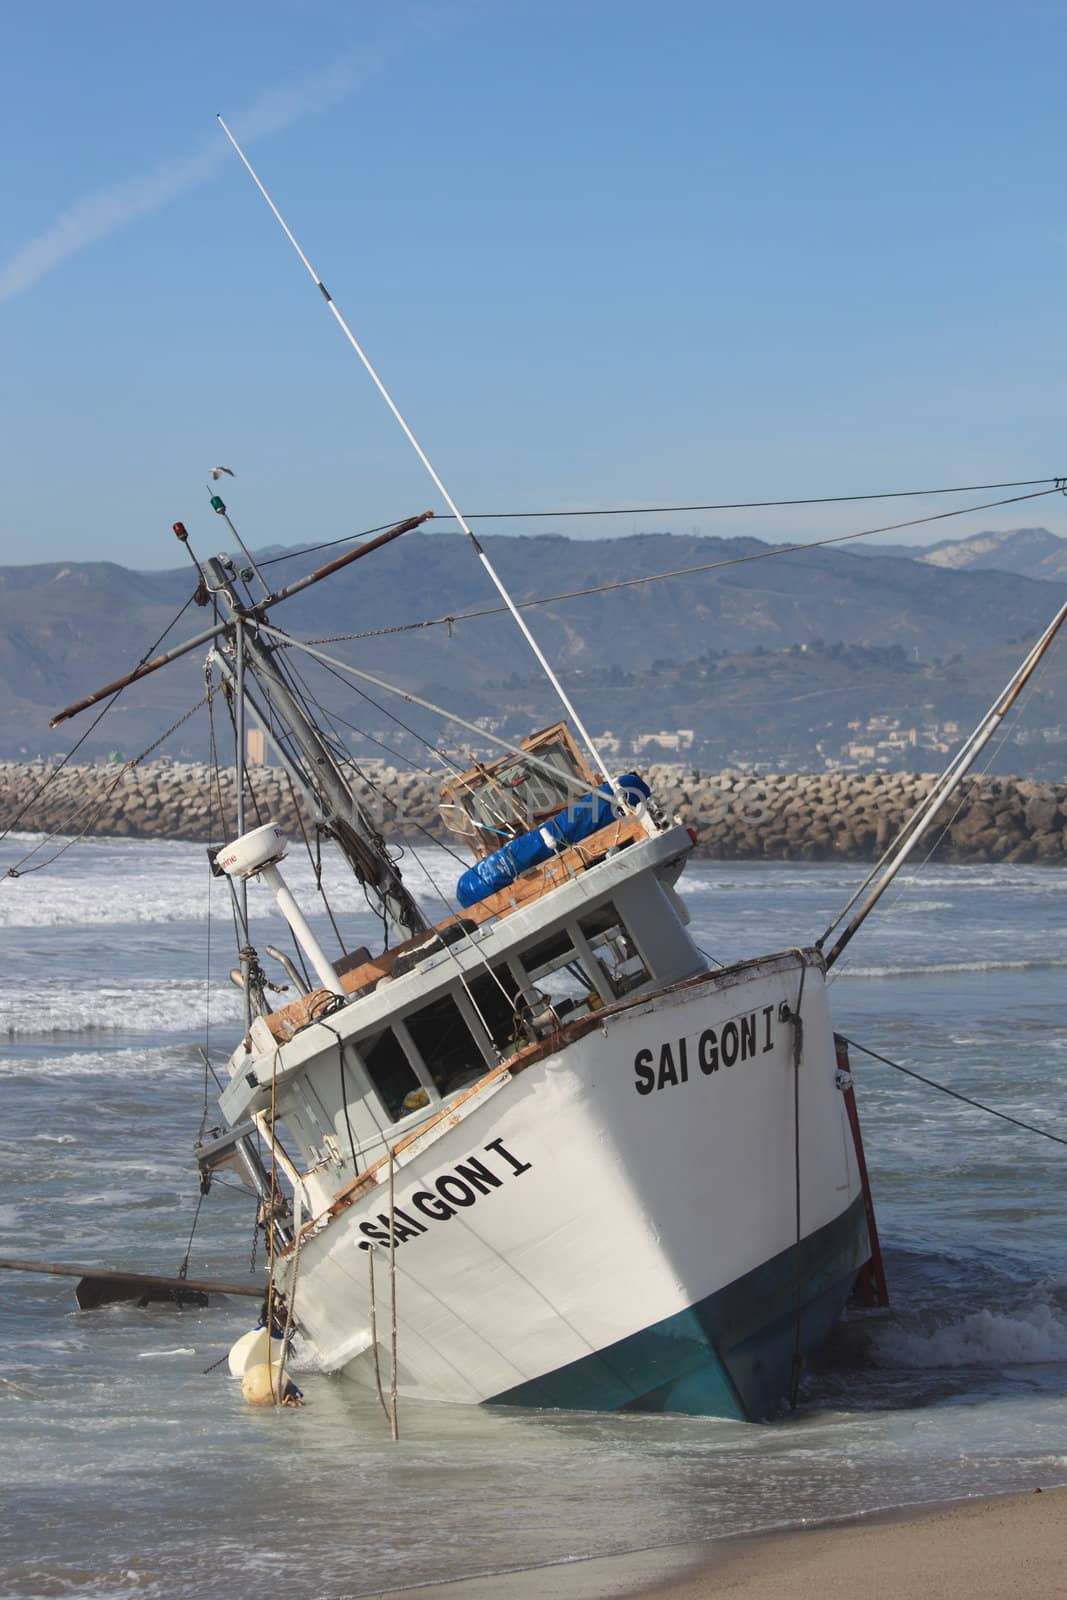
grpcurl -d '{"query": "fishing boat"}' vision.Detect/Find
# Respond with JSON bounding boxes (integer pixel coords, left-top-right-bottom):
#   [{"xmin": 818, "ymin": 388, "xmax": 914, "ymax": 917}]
[
  {"xmin": 46, "ymin": 123, "xmax": 1066, "ymax": 1426},
  {"xmin": 54, "ymin": 522, "xmax": 882, "ymax": 1420}
]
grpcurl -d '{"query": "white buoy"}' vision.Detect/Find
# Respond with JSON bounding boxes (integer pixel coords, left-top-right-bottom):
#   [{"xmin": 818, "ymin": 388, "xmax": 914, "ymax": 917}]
[{"xmin": 228, "ymin": 1324, "xmax": 284, "ymax": 1379}]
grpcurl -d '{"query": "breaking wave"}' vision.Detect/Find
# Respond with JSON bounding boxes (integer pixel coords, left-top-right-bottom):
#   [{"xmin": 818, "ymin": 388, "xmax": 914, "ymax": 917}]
[
  {"xmin": 0, "ymin": 981, "xmax": 241, "ymax": 1042},
  {"xmin": 0, "ymin": 1041, "xmax": 217, "ymax": 1080},
  {"xmin": 0, "ymin": 839, "xmax": 463, "ymax": 933},
  {"xmin": 875, "ymin": 1298, "xmax": 1067, "ymax": 1369},
  {"xmin": 0, "ymin": 867, "xmax": 222, "ymax": 929}
]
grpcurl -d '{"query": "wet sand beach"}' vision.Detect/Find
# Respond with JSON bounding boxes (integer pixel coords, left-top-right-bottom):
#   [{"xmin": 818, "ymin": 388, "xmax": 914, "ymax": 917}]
[{"xmin": 369, "ymin": 1488, "xmax": 1067, "ymax": 1599}]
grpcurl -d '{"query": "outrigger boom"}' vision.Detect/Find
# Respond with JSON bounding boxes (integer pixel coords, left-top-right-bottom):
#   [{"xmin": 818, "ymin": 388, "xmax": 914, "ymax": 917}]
[{"xmin": 49, "ymin": 509, "xmax": 435, "ymax": 729}]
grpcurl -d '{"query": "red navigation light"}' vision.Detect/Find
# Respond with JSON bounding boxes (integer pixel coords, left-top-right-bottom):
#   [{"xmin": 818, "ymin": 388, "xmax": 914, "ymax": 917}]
[{"xmin": 173, "ymin": 522, "xmax": 189, "ymax": 542}]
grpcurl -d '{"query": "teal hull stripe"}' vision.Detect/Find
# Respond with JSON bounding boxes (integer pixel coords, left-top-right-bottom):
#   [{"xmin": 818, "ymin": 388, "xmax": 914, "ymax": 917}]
[{"xmin": 487, "ymin": 1195, "xmax": 870, "ymax": 1421}]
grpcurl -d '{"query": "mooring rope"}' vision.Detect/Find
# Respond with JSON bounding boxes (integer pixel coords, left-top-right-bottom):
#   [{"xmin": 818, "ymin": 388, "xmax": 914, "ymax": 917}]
[
  {"xmin": 387, "ymin": 1146, "xmax": 400, "ymax": 1442},
  {"xmin": 276, "ymin": 1195, "xmax": 303, "ymax": 1406},
  {"xmin": 367, "ymin": 1245, "xmax": 391, "ymax": 1425},
  {"xmin": 841, "ymin": 1034, "xmax": 1067, "ymax": 1150},
  {"xmin": 788, "ymin": 958, "xmax": 808, "ymax": 1409}
]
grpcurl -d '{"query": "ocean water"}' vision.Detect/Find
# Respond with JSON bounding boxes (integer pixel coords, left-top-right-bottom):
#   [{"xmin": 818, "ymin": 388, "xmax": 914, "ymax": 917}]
[{"xmin": 1, "ymin": 834, "xmax": 1066, "ymax": 1599}]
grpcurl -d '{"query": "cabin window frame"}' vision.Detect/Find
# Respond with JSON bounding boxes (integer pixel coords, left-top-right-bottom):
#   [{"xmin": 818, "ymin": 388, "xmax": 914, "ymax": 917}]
[
  {"xmin": 575, "ymin": 901, "xmax": 653, "ymax": 999},
  {"xmin": 506, "ymin": 898, "xmax": 655, "ymax": 1024},
  {"xmin": 346, "ymin": 1023, "xmax": 431, "ymax": 1126},
  {"xmin": 342, "ymin": 971, "xmax": 513, "ymax": 1137}
]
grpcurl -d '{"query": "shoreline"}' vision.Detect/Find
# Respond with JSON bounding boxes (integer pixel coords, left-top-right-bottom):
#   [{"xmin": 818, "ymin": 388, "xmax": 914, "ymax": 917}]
[
  {"xmin": 362, "ymin": 1486, "xmax": 1067, "ymax": 1599},
  {"xmin": 3, "ymin": 759, "xmax": 1066, "ymax": 864}
]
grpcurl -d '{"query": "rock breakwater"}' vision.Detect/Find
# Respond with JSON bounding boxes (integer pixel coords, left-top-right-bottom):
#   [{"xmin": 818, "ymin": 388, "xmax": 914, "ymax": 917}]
[{"xmin": 2, "ymin": 761, "xmax": 1066, "ymax": 865}]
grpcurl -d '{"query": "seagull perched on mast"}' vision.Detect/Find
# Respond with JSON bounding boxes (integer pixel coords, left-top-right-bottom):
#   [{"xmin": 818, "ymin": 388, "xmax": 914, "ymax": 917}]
[{"xmin": 209, "ymin": 466, "xmax": 234, "ymax": 480}]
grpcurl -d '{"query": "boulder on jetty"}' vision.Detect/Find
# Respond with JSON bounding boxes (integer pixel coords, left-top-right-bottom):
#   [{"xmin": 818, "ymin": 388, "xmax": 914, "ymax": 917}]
[{"xmin": 1, "ymin": 760, "xmax": 1065, "ymax": 865}]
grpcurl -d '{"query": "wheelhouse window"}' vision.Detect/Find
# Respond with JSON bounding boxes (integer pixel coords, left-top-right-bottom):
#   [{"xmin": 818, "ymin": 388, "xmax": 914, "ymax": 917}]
[
  {"xmin": 361, "ymin": 1028, "xmax": 424, "ymax": 1122},
  {"xmin": 513, "ymin": 902, "xmax": 653, "ymax": 1030},
  {"xmin": 466, "ymin": 966, "xmax": 525, "ymax": 1058},
  {"xmin": 516, "ymin": 927, "xmax": 604, "ymax": 1025},
  {"xmin": 405, "ymin": 992, "xmax": 487, "ymax": 1100},
  {"xmin": 578, "ymin": 903, "xmax": 650, "ymax": 998},
  {"xmin": 363, "ymin": 965, "xmax": 526, "ymax": 1121}
]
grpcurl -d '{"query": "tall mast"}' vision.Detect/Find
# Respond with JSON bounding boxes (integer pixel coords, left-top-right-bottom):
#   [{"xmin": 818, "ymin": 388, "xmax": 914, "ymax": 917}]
[
  {"xmin": 233, "ymin": 615, "xmax": 252, "ymax": 1025},
  {"xmin": 216, "ymin": 116, "xmax": 625, "ymax": 808},
  {"xmin": 203, "ymin": 555, "xmax": 427, "ymax": 943}
]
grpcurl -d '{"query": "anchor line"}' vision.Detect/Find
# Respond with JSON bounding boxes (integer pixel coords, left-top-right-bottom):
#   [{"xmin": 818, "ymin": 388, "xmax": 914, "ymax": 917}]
[{"xmin": 840, "ymin": 1035, "xmax": 1067, "ymax": 1150}]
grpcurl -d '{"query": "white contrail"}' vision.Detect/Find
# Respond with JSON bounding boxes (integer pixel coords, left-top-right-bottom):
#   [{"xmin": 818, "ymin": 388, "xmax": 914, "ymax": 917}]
[{"xmin": 0, "ymin": 50, "xmax": 380, "ymax": 304}]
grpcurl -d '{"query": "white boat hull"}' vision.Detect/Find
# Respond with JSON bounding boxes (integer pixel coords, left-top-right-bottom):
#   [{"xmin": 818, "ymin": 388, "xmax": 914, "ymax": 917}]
[{"xmin": 280, "ymin": 950, "xmax": 869, "ymax": 1420}]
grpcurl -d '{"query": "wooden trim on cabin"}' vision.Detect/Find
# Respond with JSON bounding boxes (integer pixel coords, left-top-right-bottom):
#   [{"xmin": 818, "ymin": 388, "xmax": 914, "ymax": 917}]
[{"xmin": 262, "ymin": 814, "xmax": 645, "ymax": 1043}]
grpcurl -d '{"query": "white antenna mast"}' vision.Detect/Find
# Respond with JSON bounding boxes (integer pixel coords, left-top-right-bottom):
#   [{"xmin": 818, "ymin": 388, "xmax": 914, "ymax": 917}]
[{"xmin": 216, "ymin": 115, "xmax": 620, "ymax": 800}]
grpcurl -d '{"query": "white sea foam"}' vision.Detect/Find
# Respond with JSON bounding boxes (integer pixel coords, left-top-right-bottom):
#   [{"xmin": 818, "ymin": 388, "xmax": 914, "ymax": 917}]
[
  {"xmin": 837, "ymin": 957, "xmax": 1067, "ymax": 980},
  {"xmin": 895, "ymin": 869, "xmax": 1062, "ymax": 893},
  {"xmin": 0, "ymin": 836, "xmax": 465, "ymax": 933},
  {"xmin": 0, "ymin": 867, "xmax": 219, "ymax": 929},
  {"xmin": 0, "ymin": 981, "xmax": 241, "ymax": 1042},
  {"xmin": 0, "ymin": 1040, "xmax": 209, "ymax": 1081},
  {"xmin": 876, "ymin": 1301, "xmax": 1067, "ymax": 1369}
]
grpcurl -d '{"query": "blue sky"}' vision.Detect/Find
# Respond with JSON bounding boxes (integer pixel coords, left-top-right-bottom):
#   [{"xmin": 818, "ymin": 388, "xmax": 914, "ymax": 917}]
[{"xmin": 2, "ymin": 0, "xmax": 1065, "ymax": 568}]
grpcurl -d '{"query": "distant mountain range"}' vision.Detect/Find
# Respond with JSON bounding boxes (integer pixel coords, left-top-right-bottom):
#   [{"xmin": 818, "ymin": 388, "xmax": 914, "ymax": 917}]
[
  {"xmin": 1, "ymin": 527, "xmax": 1065, "ymax": 773},
  {"xmin": 857, "ymin": 525, "xmax": 1067, "ymax": 581}
]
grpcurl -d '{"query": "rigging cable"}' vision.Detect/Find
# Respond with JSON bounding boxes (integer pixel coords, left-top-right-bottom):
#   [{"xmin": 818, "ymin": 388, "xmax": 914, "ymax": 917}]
[
  {"xmin": 304, "ymin": 484, "xmax": 1067, "ymax": 646},
  {"xmin": 2, "ymin": 691, "xmax": 212, "ymax": 881},
  {"xmin": 274, "ymin": 651, "xmax": 399, "ymax": 943},
  {"xmin": 204, "ymin": 668, "xmax": 223, "ymax": 1071},
  {"xmin": 840, "ymin": 1035, "xmax": 1067, "ymax": 1151},
  {"xmin": 294, "ymin": 650, "xmax": 524, "ymax": 844},
  {"xmin": 0, "ymin": 589, "xmax": 200, "ymax": 847},
  {"xmin": 207, "ymin": 675, "xmax": 245, "ymax": 972},
  {"xmin": 303, "ymin": 649, "xmax": 475, "ymax": 786},
  {"xmin": 399, "ymin": 835, "xmax": 521, "ymax": 1027},
  {"xmin": 288, "ymin": 663, "xmax": 521, "ymax": 1040},
  {"xmin": 273, "ymin": 648, "xmax": 472, "ymax": 870},
  {"xmin": 255, "ymin": 474, "xmax": 1066, "ymax": 568}
]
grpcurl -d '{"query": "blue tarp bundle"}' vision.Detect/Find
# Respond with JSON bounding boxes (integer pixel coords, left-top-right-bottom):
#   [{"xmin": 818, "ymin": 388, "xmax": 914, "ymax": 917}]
[{"xmin": 455, "ymin": 773, "xmax": 650, "ymax": 909}]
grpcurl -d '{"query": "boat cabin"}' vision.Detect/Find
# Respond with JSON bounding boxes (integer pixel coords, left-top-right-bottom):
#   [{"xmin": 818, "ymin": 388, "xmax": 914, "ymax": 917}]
[{"xmin": 210, "ymin": 724, "xmax": 705, "ymax": 1218}]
